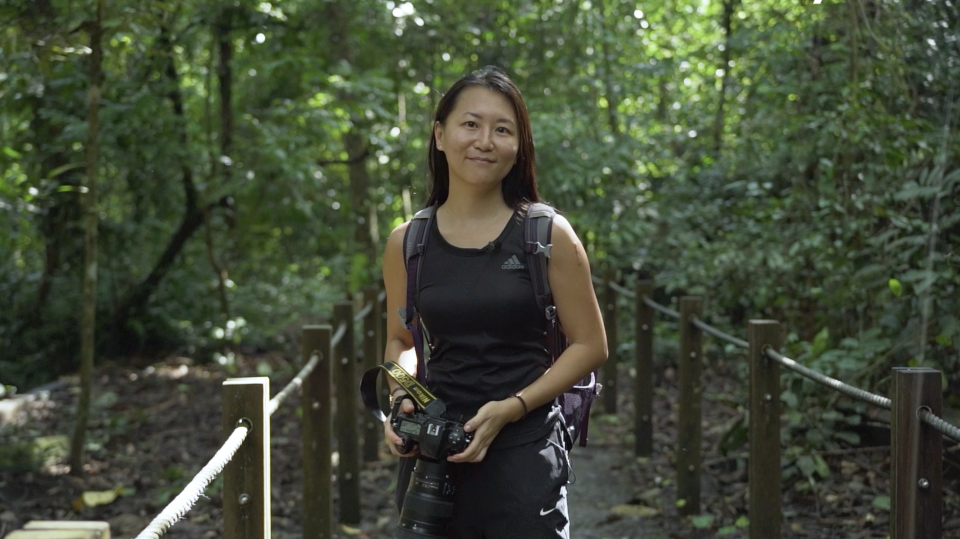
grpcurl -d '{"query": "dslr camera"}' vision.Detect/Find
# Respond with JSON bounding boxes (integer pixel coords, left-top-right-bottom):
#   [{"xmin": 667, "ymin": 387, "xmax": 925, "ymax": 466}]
[
  {"xmin": 391, "ymin": 397, "xmax": 473, "ymax": 539},
  {"xmin": 391, "ymin": 398, "xmax": 473, "ymax": 459}
]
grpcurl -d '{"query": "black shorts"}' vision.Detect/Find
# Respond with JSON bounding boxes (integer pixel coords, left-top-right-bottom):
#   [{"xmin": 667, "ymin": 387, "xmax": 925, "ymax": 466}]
[{"xmin": 445, "ymin": 421, "xmax": 571, "ymax": 538}]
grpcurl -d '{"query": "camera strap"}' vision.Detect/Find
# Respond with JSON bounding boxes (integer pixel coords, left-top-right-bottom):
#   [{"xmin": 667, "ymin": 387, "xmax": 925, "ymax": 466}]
[{"xmin": 360, "ymin": 361, "xmax": 447, "ymax": 422}]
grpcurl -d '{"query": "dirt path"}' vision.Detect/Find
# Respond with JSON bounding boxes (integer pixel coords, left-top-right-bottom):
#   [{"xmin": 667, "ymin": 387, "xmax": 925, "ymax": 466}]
[{"xmin": 566, "ymin": 432, "xmax": 668, "ymax": 539}]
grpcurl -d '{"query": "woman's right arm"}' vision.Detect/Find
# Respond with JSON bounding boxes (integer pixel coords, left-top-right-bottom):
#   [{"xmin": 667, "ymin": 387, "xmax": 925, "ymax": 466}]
[{"xmin": 382, "ymin": 222, "xmax": 418, "ymax": 455}]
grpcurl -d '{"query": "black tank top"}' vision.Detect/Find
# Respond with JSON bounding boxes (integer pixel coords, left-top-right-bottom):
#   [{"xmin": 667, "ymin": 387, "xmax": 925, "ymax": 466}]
[{"xmin": 418, "ymin": 209, "xmax": 557, "ymax": 448}]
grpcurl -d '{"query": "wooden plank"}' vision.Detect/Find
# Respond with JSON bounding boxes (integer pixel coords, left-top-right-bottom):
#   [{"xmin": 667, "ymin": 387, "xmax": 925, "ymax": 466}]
[
  {"xmin": 7, "ymin": 531, "xmax": 97, "ymax": 539},
  {"xmin": 676, "ymin": 296, "xmax": 703, "ymax": 516},
  {"xmin": 748, "ymin": 320, "xmax": 781, "ymax": 539},
  {"xmin": 890, "ymin": 367, "xmax": 942, "ymax": 539},
  {"xmin": 362, "ymin": 287, "xmax": 382, "ymax": 463},
  {"xmin": 634, "ymin": 279, "xmax": 654, "ymax": 457},
  {"xmin": 302, "ymin": 325, "xmax": 333, "ymax": 539},
  {"xmin": 222, "ymin": 377, "xmax": 270, "ymax": 539},
  {"xmin": 334, "ymin": 302, "xmax": 361, "ymax": 525},
  {"xmin": 602, "ymin": 267, "xmax": 618, "ymax": 414},
  {"xmin": 23, "ymin": 522, "xmax": 108, "ymax": 539}
]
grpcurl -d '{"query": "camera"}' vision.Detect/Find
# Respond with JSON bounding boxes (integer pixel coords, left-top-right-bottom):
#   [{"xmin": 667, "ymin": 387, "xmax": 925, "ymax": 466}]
[
  {"xmin": 391, "ymin": 402, "xmax": 473, "ymax": 460},
  {"xmin": 391, "ymin": 399, "xmax": 473, "ymax": 538}
]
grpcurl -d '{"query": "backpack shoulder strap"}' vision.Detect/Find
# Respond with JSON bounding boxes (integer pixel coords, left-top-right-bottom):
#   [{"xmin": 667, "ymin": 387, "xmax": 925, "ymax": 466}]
[
  {"xmin": 523, "ymin": 203, "xmax": 557, "ymax": 318},
  {"xmin": 401, "ymin": 206, "xmax": 436, "ymax": 382}
]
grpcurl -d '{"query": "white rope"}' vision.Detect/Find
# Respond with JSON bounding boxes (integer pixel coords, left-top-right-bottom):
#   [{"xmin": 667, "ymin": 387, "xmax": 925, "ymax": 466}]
[
  {"xmin": 133, "ymin": 425, "xmax": 249, "ymax": 539},
  {"xmin": 331, "ymin": 321, "xmax": 348, "ymax": 347},
  {"xmin": 267, "ymin": 352, "xmax": 321, "ymax": 415}
]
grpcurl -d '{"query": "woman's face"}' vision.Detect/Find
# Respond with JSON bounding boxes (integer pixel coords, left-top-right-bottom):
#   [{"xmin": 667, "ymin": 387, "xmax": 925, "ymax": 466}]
[{"xmin": 434, "ymin": 86, "xmax": 519, "ymax": 190}]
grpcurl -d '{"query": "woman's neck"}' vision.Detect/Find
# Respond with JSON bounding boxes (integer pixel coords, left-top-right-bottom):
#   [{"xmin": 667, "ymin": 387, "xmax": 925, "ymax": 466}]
[{"xmin": 440, "ymin": 182, "xmax": 511, "ymax": 222}]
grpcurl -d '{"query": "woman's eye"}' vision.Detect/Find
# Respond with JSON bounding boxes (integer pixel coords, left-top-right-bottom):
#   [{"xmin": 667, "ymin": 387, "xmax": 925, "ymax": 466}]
[
  {"xmin": 465, "ymin": 121, "xmax": 478, "ymax": 128},
  {"xmin": 496, "ymin": 127, "xmax": 511, "ymax": 134}
]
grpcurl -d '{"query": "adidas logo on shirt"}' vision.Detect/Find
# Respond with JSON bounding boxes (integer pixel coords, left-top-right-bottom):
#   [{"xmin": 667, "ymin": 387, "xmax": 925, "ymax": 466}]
[{"xmin": 501, "ymin": 255, "xmax": 525, "ymax": 270}]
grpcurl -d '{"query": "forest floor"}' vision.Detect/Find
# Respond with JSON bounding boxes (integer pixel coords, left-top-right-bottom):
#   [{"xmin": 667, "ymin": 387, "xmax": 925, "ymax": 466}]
[{"xmin": 1, "ymin": 351, "xmax": 959, "ymax": 539}]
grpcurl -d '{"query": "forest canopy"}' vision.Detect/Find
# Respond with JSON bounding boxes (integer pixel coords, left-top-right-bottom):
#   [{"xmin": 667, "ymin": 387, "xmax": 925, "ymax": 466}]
[{"xmin": 1, "ymin": 0, "xmax": 958, "ymax": 412}]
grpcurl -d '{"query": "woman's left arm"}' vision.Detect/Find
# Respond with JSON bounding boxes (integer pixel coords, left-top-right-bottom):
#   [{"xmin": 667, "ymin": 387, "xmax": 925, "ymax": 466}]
[{"xmin": 449, "ymin": 215, "xmax": 608, "ymax": 463}]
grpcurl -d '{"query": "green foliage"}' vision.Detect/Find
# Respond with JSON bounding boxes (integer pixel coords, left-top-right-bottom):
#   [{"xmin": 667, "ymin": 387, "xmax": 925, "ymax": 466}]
[{"xmin": 0, "ymin": 0, "xmax": 957, "ymax": 406}]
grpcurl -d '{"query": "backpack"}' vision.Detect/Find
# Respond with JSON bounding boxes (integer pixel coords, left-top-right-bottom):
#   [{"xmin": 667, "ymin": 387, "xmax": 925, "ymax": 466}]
[{"xmin": 400, "ymin": 202, "xmax": 601, "ymax": 448}]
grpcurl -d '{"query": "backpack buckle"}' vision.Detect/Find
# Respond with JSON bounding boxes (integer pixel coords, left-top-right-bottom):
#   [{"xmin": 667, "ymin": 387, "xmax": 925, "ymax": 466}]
[
  {"xmin": 545, "ymin": 305, "xmax": 557, "ymax": 321},
  {"xmin": 527, "ymin": 241, "xmax": 552, "ymax": 258}
]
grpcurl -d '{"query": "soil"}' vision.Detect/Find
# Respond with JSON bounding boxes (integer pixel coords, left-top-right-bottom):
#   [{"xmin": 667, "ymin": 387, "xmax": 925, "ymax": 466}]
[{"xmin": 1, "ymin": 352, "xmax": 959, "ymax": 539}]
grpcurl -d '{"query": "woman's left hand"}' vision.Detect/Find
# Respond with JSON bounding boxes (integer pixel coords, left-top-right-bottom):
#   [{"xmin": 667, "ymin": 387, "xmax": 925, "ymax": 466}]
[{"xmin": 447, "ymin": 398, "xmax": 524, "ymax": 463}]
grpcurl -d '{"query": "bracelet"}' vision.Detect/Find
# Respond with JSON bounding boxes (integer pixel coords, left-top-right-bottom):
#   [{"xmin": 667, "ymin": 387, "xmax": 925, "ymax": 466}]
[
  {"xmin": 512, "ymin": 394, "xmax": 528, "ymax": 421},
  {"xmin": 390, "ymin": 386, "xmax": 406, "ymax": 396}
]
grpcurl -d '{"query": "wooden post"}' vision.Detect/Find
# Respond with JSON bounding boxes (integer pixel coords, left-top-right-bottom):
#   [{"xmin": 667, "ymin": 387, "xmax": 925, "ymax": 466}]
[
  {"xmin": 301, "ymin": 326, "xmax": 333, "ymax": 539},
  {"xmin": 890, "ymin": 367, "xmax": 942, "ymax": 539},
  {"xmin": 635, "ymin": 278, "xmax": 654, "ymax": 457},
  {"xmin": 748, "ymin": 320, "xmax": 781, "ymax": 539},
  {"xmin": 333, "ymin": 302, "xmax": 361, "ymax": 525},
  {"xmin": 223, "ymin": 377, "xmax": 270, "ymax": 539},
  {"xmin": 676, "ymin": 296, "xmax": 703, "ymax": 515},
  {"xmin": 602, "ymin": 268, "xmax": 618, "ymax": 413},
  {"xmin": 362, "ymin": 287, "xmax": 382, "ymax": 462}
]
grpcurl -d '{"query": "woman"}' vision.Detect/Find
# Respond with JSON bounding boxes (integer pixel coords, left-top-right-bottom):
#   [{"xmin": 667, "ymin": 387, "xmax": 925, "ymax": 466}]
[{"xmin": 381, "ymin": 66, "xmax": 607, "ymax": 538}]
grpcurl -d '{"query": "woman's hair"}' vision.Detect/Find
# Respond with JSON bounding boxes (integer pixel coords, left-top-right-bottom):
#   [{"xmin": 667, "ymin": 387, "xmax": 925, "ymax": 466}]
[{"xmin": 425, "ymin": 66, "xmax": 539, "ymax": 209}]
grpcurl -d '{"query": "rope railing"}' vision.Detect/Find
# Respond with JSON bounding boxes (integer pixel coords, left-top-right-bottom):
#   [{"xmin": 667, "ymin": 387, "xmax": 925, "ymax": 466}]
[
  {"xmin": 643, "ymin": 296, "xmax": 680, "ymax": 319},
  {"xmin": 354, "ymin": 302, "xmax": 373, "ymax": 322},
  {"xmin": 762, "ymin": 347, "xmax": 892, "ymax": 409},
  {"xmin": 131, "ymin": 312, "xmax": 356, "ymax": 539},
  {"xmin": 133, "ymin": 424, "xmax": 250, "ymax": 539},
  {"xmin": 919, "ymin": 408, "xmax": 960, "ymax": 443},
  {"xmin": 331, "ymin": 320, "xmax": 348, "ymax": 347},
  {"xmin": 691, "ymin": 316, "xmax": 749, "ymax": 349},
  {"xmin": 267, "ymin": 352, "xmax": 321, "ymax": 416}
]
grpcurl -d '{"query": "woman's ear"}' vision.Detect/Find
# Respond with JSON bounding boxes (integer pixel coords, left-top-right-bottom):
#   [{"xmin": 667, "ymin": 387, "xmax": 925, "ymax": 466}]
[{"xmin": 433, "ymin": 121, "xmax": 444, "ymax": 151}]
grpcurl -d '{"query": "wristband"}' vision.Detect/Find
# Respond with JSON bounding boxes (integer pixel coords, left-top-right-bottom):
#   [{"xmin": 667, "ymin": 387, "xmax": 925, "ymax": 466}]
[{"xmin": 512, "ymin": 394, "xmax": 528, "ymax": 421}]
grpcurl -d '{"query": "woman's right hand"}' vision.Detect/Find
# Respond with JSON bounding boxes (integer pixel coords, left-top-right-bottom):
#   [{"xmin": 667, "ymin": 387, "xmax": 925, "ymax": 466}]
[{"xmin": 384, "ymin": 394, "xmax": 420, "ymax": 457}]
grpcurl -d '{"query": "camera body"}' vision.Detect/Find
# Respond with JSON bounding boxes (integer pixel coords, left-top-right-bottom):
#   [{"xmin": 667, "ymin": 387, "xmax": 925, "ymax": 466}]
[{"xmin": 391, "ymin": 403, "xmax": 473, "ymax": 460}]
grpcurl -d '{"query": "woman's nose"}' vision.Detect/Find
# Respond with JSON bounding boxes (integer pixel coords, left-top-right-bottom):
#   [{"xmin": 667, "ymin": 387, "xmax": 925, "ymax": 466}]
[{"xmin": 475, "ymin": 129, "xmax": 494, "ymax": 149}]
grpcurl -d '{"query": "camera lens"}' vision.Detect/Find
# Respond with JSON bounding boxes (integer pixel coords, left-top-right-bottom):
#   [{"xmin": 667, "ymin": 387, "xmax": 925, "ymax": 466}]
[{"xmin": 396, "ymin": 458, "xmax": 456, "ymax": 538}]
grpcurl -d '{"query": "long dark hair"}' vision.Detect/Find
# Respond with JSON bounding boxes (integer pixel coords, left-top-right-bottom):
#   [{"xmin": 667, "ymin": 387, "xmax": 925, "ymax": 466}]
[{"xmin": 425, "ymin": 66, "xmax": 539, "ymax": 209}]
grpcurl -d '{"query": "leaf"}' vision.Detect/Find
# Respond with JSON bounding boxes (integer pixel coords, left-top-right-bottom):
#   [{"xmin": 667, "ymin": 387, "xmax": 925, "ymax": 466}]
[
  {"xmin": 735, "ymin": 515, "xmax": 749, "ymax": 527},
  {"xmin": 888, "ymin": 278, "xmax": 903, "ymax": 297},
  {"xmin": 2, "ymin": 147, "xmax": 21, "ymax": 159},
  {"xmin": 872, "ymin": 495, "xmax": 891, "ymax": 511},
  {"xmin": 75, "ymin": 485, "xmax": 124, "ymax": 510},
  {"xmin": 691, "ymin": 514, "xmax": 714, "ymax": 528},
  {"xmin": 339, "ymin": 524, "xmax": 362, "ymax": 535},
  {"xmin": 935, "ymin": 333, "xmax": 952, "ymax": 346},
  {"xmin": 834, "ymin": 431, "xmax": 861, "ymax": 445},
  {"xmin": 45, "ymin": 162, "xmax": 86, "ymax": 180},
  {"xmin": 675, "ymin": 498, "xmax": 687, "ymax": 508},
  {"xmin": 610, "ymin": 504, "xmax": 660, "ymax": 518},
  {"xmin": 813, "ymin": 453, "xmax": 830, "ymax": 478},
  {"xmin": 797, "ymin": 455, "xmax": 815, "ymax": 478}
]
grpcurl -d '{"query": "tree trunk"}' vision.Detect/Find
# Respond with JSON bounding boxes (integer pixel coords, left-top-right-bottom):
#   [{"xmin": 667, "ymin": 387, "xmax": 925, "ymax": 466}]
[
  {"xmin": 110, "ymin": 17, "xmax": 222, "ymax": 346},
  {"xmin": 714, "ymin": 0, "xmax": 736, "ymax": 155},
  {"xmin": 69, "ymin": 0, "xmax": 102, "ymax": 476}
]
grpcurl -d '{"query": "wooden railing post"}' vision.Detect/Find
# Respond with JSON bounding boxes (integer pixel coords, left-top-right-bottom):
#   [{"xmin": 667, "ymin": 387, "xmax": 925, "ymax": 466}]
[
  {"xmin": 223, "ymin": 377, "xmax": 270, "ymax": 539},
  {"xmin": 362, "ymin": 287, "xmax": 382, "ymax": 462},
  {"xmin": 602, "ymin": 267, "xmax": 618, "ymax": 413},
  {"xmin": 302, "ymin": 325, "xmax": 332, "ymax": 539},
  {"xmin": 333, "ymin": 302, "xmax": 361, "ymax": 525},
  {"xmin": 676, "ymin": 296, "xmax": 703, "ymax": 515},
  {"xmin": 748, "ymin": 320, "xmax": 781, "ymax": 539},
  {"xmin": 634, "ymin": 278, "xmax": 655, "ymax": 457},
  {"xmin": 890, "ymin": 367, "xmax": 942, "ymax": 539}
]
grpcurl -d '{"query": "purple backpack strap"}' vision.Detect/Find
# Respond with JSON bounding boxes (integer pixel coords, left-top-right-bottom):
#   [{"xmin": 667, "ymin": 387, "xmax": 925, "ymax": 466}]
[{"xmin": 401, "ymin": 207, "xmax": 436, "ymax": 382}]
